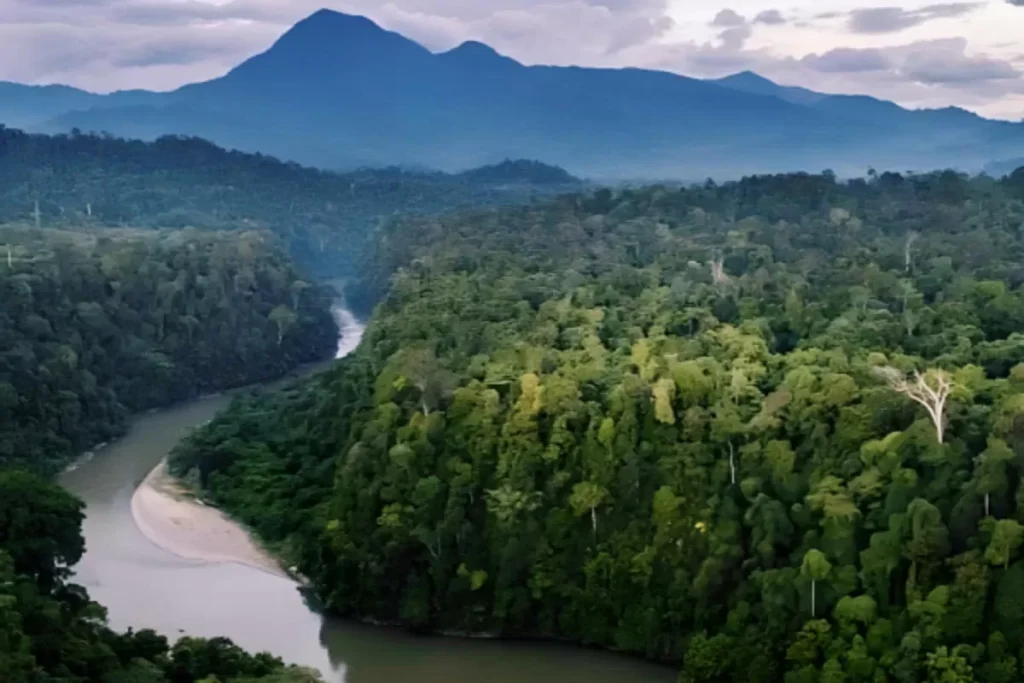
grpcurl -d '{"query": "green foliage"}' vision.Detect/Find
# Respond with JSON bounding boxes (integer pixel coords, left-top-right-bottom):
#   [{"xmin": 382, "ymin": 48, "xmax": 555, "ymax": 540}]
[
  {"xmin": 0, "ymin": 128, "xmax": 580, "ymax": 311},
  {"xmin": 0, "ymin": 470, "xmax": 84, "ymax": 590},
  {"xmin": 161, "ymin": 170, "xmax": 1024, "ymax": 679},
  {"xmin": 0, "ymin": 225, "xmax": 336, "ymax": 473}
]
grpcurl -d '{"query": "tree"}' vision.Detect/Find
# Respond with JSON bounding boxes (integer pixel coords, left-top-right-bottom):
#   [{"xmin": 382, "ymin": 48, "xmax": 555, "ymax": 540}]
[
  {"xmin": 569, "ymin": 481, "xmax": 608, "ymax": 540},
  {"xmin": 875, "ymin": 367, "xmax": 954, "ymax": 443},
  {"xmin": 975, "ymin": 438, "xmax": 1014, "ymax": 517},
  {"xmin": 0, "ymin": 470, "xmax": 84, "ymax": 591},
  {"xmin": 801, "ymin": 549, "xmax": 832, "ymax": 618},
  {"xmin": 268, "ymin": 305, "xmax": 297, "ymax": 346},
  {"xmin": 986, "ymin": 520, "xmax": 1024, "ymax": 569}
]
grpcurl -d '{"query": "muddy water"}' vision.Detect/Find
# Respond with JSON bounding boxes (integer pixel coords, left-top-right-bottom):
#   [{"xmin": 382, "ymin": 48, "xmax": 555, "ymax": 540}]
[{"xmin": 59, "ymin": 306, "xmax": 674, "ymax": 683}]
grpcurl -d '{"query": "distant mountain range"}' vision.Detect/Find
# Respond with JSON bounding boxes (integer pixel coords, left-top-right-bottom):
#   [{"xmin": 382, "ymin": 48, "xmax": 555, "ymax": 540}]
[
  {"xmin": 986, "ymin": 158, "xmax": 1024, "ymax": 178},
  {"xmin": 3, "ymin": 8, "xmax": 1023, "ymax": 179}
]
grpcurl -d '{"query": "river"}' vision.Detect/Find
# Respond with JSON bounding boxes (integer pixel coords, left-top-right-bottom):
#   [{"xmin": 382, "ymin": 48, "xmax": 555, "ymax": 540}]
[{"xmin": 59, "ymin": 304, "xmax": 675, "ymax": 683}]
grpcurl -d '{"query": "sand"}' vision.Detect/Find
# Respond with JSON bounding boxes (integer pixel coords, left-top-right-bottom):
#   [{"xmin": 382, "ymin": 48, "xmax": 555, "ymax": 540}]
[{"xmin": 130, "ymin": 460, "xmax": 289, "ymax": 578}]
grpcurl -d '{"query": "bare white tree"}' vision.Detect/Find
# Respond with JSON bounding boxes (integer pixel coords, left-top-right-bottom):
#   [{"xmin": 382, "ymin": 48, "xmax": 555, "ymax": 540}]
[
  {"xmin": 875, "ymin": 367, "xmax": 954, "ymax": 443},
  {"xmin": 709, "ymin": 256, "xmax": 729, "ymax": 286},
  {"xmin": 904, "ymin": 231, "xmax": 919, "ymax": 272}
]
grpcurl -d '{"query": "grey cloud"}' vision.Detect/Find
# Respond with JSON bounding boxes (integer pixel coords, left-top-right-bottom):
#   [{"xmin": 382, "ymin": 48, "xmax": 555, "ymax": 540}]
[
  {"xmin": 710, "ymin": 9, "xmax": 746, "ymax": 27},
  {"xmin": 902, "ymin": 45, "xmax": 1019, "ymax": 83},
  {"xmin": 0, "ymin": 0, "xmax": 676, "ymax": 86},
  {"xmin": 1007, "ymin": 0, "xmax": 1024, "ymax": 5},
  {"xmin": 801, "ymin": 48, "xmax": 891, "ymax": 73},
  {"xmin": 754, "ymin": 10, "xmax": 785, "ymax": 25},
  {"xmin": 718, "ymin": 25, "xmax": 752, "ymax": 50},
  {"xmin": 113, "ymin": 40, "xmax": 243, "ymax": 68},
  {"xmin": 847, "ymin": 3, "xmax": 981, "ymax": 34}
]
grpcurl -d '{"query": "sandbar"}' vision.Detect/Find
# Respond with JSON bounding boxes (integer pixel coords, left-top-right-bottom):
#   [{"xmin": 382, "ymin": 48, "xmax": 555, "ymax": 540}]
[{"xmin": 130, "ymin": 459, "xmax": 289, "ymax": 579}]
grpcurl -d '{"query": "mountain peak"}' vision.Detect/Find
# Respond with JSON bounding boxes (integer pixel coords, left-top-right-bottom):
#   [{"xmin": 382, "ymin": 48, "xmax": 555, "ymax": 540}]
[
  {"xmin": 721, "ymin": 70, "xmax": 775, "ymax": 86},
  {"xmin": 216, "ymin": 8, "xmax": 432, "ymax": 89},
  {"xmin": 282, "ymin": 9, "xmax": 399, "ymax": 45},
  {"xmin": 447, "ymin": 41, "xmax": 500, "ymax": 58},
  {"xmin": 439, "ymin": 40, "xmax": 520, "ymax": 68},
  {"xmin": 298, "ymin": 8, "xmax": 381, "ymax": 32}
]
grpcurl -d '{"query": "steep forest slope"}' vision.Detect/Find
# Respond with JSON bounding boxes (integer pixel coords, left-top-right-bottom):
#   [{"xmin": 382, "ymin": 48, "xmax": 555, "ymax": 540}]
[
  {"xmin": 174, "ymin": 170, "xmax": 1024, "ymax": 681},
  {"xmin": 0, "ymin": 127, "xmax": 581, "ymax": 285},
  {"xmin": 0, "ymin": 225, "xmax": 335, "ymax": 473}
]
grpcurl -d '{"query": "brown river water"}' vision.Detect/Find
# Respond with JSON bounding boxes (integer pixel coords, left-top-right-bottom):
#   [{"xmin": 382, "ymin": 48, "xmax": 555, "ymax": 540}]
[{"xmin": 59, "ymin": 305, "xmax": 675, "ymax": 683}]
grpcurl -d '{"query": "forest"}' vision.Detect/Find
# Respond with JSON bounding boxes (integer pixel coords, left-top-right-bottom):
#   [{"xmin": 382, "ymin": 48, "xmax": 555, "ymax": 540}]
[
  {"xmin": 0, "ymin": 468, "xmax": 323, "ymax": 682},
  {"xmin": 0, "ymin": 127, "xmax": 586, "ymax": 681},
  {"xmin": 0, "ymin": 224, "xmax": 336, "ymax": 474},
  {"xmin": 170, "ymin": 167, "xmax": 1024, "ymax": 682},
  {"xmin": 0, "ymin": 127, "xmax": 581, "ymax": 300}
]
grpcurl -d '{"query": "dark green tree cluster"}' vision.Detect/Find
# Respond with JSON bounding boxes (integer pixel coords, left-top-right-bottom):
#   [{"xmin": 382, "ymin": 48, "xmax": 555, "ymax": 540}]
[
  {"xmin": 174, "ymin": 169, "xmax": 1024, "ymax": 681},
  {"xmin": 0, "ymin": 127, "xmax": 581, "ymax": 295},
  {"xmin": 0, "ymin": 468, "xmax": 322, "ymax": 683},
  {"xmin": 455, "ymin": 159, "xmax": 578, "ymax": 185},
  {"xmin": 0, "ymin": 224, "xmax": 336, "ymax": 473}
]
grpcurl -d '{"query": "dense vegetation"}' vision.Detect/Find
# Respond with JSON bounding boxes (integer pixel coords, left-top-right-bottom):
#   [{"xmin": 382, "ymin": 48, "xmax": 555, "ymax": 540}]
[
  {"xmin": 0, "ymin": 224, "xmax": 335, "ymax": 473},
  {"xmin": 173, "ymin": 169, "xmax": 1024, "ymax": 681},
  {"xmin": 0, "ymin": 127, "xmax": 581, "ymax": 291},
  {"xmin": 0, "ymin": 468, "xmax": 322, "ymax": 682}
]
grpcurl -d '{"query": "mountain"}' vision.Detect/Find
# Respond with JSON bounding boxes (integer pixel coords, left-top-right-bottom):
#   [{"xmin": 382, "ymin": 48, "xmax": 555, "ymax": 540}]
[
  {"xmin": 986, "ymin": 157, "xmax": 1024, "ymax": 177},
  {"xmin": 6, "ymin": 9, "xmax": 1024, "ymax": 179},
  {"xmin": 713, "ymin": 71, "xmax": 1011, "ymax": 141},
  {"xmin": 0, "ymin": 82, "xmax": 102, "ymax": 129},
  {"xmin": 712, "ymin": 71, "xmax": 825, "ymax": 106},
  {"xmin": 0, "ymin": 82, "xmax": 165, "ymax": 129}
]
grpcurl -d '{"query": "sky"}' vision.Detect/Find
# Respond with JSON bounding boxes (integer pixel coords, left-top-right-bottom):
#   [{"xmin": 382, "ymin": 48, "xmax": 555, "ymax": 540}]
[{"xmin": 1, "ymin": 0, "xmax": 1022, "ymax": 120}]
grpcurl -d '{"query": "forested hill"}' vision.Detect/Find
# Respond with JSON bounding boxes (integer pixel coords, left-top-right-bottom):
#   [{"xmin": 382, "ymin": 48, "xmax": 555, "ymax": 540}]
[
  {"xmin": 176, "ymin": 169, "xmax": 1024, "ymax": 681},
  {"xmin": 0, "ymin": 225, "xmax": 335, "ymax": 473},
  {"xmin": 0, "ymin": 127, "xmax": 582, "ymax": 284}
]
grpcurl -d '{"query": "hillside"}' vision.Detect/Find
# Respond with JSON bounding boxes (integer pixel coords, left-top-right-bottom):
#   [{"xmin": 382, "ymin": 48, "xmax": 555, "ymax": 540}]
[
  {"xmin": 4, "ymin": 10, "xmax": 1023, "ymax": 178},
  {"xmin": 172, "ymin": 169, "xmax": 1024, "ymax": 681},
  {"xmin": 0, "ymin": 225, "xmax": 336, "ymax": 473},
  {"xmin": 0, "ymin": 127, "xmax": 580, "ymax": 285}
]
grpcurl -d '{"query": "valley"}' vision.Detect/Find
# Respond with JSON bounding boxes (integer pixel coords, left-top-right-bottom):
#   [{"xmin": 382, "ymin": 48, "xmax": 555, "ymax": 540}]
[
  {"xmin": 3, "ymin": 8, "xmax": 1024, "ymax": 679},
  {"xmin": 57, "ymin": 302, "xmax": 674, "ymax": 683}
]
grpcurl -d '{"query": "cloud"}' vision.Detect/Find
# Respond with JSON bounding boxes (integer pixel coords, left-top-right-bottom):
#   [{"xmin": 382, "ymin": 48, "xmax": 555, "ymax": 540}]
[
  {"xmin": 849, "ymin": 3, "xmax": 982, "ymax": 35},
  {"xmin": 718, "ymin": 25, "xmax": 752, "ymax": 50},
  {"xmin": 900, "ymin": 40, "xmax": 1019, "ymax": 83},
  {"xmin": 710, "ymin": 9, "xmax": 746, "ymax": 27},
  {"xmin": 0, "ymin": 0, "xmax": 678, "ymax": 88},
  {"xmin": 847, "ymin": 3, "xmax": 981, "ymax": 34},
  {"xmin": 801, "ymin": 48, "xmax": 891, "ymax": 73},
  {"xmin": 753, "ymin": 10, "xmax": 785, "ymax": 25}
]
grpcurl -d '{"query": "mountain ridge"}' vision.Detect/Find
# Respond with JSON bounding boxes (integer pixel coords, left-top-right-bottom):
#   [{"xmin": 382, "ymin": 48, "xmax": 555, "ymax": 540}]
[{"xmin": 4, "ymin": 8, "xmax": 1023, "ymax": 178}]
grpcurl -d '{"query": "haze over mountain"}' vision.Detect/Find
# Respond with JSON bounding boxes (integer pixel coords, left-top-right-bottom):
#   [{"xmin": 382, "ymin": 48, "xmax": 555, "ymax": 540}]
[{"xmin": 2, "ymin": 8, "xmax": 1023, "ymax": 179}]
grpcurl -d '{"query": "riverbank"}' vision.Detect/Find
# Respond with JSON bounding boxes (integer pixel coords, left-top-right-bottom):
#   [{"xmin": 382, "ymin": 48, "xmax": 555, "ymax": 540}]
[{"xmin": 130, "ymin": 459, "xmax": 289, "ymax": 579}]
